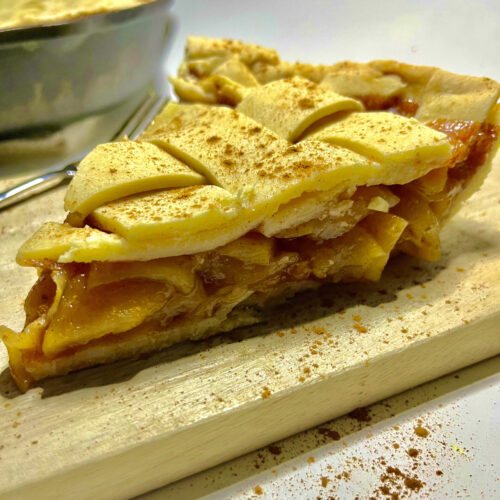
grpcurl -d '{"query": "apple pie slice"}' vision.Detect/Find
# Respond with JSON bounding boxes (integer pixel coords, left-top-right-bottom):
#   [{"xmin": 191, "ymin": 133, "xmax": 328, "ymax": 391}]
[{"xmin": 2, "ymin": 37, "xmax": 499, "ymax": 391}]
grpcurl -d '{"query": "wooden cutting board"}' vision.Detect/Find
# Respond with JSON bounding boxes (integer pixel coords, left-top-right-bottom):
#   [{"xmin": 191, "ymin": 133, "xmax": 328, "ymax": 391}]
[{"xmin": 0, "ymin": 159, "xmax": 499, "ymax": 500}]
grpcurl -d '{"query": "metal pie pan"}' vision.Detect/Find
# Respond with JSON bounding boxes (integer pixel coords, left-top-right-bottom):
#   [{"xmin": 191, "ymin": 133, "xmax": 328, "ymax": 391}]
[{"xmin": 0, "ymin": 0, "xmax": 172, "ymax": 137}]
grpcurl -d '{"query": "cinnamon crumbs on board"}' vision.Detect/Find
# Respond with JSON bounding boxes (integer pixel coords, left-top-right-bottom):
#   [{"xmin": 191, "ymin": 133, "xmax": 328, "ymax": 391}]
[{"xmin": 414, "ymin": 425, "xmax": 430, "ymax": 438}]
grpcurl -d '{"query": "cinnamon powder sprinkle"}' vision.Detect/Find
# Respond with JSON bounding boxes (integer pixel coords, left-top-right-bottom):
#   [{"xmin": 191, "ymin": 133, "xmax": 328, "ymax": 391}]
[
  {"xmin": 268, "ymin": 445, "xmax": 282, "ymax": 455},
  {"xmin": 348, "ymin": 406, "xmax": 372, "ymax": 422},
  {"xmin": 313, "ymin": 326, "xmax": 327, "ymax": 335},
  {"xmin": 414, "ymin": 425, "xmax": 430, "ymax": 438},
  {"xmin": 298, "ymin": 97, "xmax": 315, "ymax": 109},
  {"xmin": 261, "ymin": 387, "xmax": 271, "ymax": 399},
  {"xmin": 380, "ymin": 465, "xmax": 425, "ymax": 495},
  {"xmin": 404, "ymin": 476, "xmax": 424, "ymax": 491},
  {"xmin": 318, "ymin": 427, "xmax": 341, "ymax": 441}
]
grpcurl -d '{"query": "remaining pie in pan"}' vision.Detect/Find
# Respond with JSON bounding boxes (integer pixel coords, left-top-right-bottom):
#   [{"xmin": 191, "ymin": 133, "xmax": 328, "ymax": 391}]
[
  {"xmin": 2, "ymin": 37, "xmax": 499, "ymax": 391},
  {"xmin": 0, "ymin": 0, "xmax": 156, "ymax": 30}
]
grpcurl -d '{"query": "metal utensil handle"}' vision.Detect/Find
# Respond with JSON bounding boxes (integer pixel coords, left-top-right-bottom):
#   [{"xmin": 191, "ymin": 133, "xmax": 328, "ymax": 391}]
[
  {"xmin": 0, "ymin": 92, "xmax": 164, "ymax": 211},
  {"xmin": 0, "ymin": 167, "xmax": 76, "ymax": 210},
  {"xmin": 114, "ymin": 92, "xmax": 163, "ymax": 141}
]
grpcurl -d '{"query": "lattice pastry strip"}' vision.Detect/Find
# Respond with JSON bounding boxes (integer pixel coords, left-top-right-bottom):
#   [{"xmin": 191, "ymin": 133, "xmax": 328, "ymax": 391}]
[{"xmin": 2, "ymin": 37, "xmax": 499, "ymax": 391}]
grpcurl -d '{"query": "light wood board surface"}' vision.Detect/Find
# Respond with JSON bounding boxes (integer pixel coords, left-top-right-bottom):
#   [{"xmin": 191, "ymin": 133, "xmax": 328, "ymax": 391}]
[
  {"xmin": 143, "ymin": 355, "xmax": 499, "ymax": 499},
  {"xmin": 0, "ymin": 157, "xmax": 499, "ymax": 499}
]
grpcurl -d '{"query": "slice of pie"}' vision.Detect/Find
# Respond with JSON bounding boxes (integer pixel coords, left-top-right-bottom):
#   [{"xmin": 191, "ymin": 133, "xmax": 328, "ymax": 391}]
[{"xmin": 2, "ymin": 37, "xmax": 499, "ymax": 391}]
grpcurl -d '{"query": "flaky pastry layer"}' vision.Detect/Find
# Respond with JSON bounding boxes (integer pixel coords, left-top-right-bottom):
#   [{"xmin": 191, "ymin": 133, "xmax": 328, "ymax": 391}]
[{"xmin": 2, "ymin": 37, "xmax": 500, "ymax": 391}]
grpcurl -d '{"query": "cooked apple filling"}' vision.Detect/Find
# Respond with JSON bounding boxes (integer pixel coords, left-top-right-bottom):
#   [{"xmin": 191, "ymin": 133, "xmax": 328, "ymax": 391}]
[{"xmin": 2, "ymin": 37, "xmax": 499, "ymax": 391}]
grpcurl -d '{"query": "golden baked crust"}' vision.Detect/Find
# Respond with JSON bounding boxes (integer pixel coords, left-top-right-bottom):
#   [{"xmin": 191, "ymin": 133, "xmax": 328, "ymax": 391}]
[
  {"xmin": 173, "ymin": 37, "xmax": 500, "ymax": 122},
  {"xmin": 2, "ymin": 37, "xmax": 499, "ymax": 391},
  {"xmin": 0, "ymin": 0, "xmax": 155, "ymax": 30}
]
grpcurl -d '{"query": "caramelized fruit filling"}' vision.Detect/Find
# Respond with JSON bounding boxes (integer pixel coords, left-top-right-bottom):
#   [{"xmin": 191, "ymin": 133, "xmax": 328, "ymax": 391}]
[
  {"xmin": 357, "ymin": 95, "xmax": 420, "ymax": 117},
  {"xmin": 26, "ymin": 208, "xmax": 406, "ymax": 358},
  {"xmin": 7, "ymin": 117, "xmax": 498, "ymax": 365}
]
